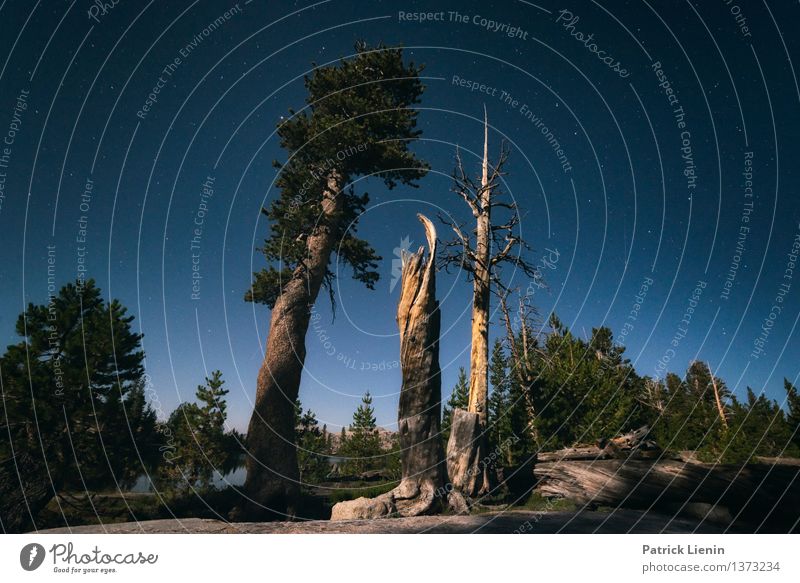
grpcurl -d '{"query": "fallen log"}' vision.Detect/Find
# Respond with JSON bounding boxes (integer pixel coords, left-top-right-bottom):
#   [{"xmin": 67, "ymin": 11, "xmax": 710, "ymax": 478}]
[
  {"xmin": 534, "ymin": 458, "xmax": 800, "ymax": 532},
  {"xmin": 535, "ymin": 426, "xmax": 660, "ymax": 462}
]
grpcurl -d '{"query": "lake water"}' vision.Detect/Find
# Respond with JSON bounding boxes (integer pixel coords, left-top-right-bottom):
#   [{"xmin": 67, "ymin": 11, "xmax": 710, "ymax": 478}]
[{"xmin": 131, "ymin": 465, "xmax": 247, "ymax": 493}]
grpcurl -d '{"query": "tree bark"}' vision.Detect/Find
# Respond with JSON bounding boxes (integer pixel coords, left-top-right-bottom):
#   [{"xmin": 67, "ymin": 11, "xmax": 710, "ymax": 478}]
[
  {"xmin": 445, "ymin": 408, "xmax": 489, "ymax": 498},
  {"xmin": 235, "ymin": 173, "xmax": 343, "ymax": 520},
  {"xmin": 331, "ymin": 215, "xmax": 467, "ymax": 520}
]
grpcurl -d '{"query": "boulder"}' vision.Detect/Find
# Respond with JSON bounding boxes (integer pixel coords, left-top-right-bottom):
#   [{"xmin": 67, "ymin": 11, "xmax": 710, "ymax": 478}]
[{"xmin": 330, "ymin": 493, "xmax": 395, "ymax": 521}]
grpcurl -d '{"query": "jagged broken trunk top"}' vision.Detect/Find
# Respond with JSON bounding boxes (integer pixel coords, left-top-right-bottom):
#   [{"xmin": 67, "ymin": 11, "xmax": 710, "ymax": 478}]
[
  {"xmin": 331, "ymin": 215, "xmax": 466, "ymax": 520},
  {"xmin": 395, "ymin": 214, "xmax": 446, "ymax": 492}
]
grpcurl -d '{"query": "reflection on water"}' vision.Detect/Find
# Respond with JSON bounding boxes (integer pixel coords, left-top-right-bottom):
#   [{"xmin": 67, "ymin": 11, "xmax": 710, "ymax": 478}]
[
  {"xmin": 130, "ymin": 456, "xmax": 343, "ymax": 493},
  {"xmin": 130, "ymin": 465, "xmax": 247, "ymax": 493}
]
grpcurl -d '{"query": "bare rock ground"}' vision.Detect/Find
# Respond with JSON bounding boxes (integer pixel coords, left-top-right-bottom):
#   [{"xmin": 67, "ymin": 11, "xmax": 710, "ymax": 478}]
[{"xmin": 35, "ymin": 508, "xmax": 728, "ymax": 534}]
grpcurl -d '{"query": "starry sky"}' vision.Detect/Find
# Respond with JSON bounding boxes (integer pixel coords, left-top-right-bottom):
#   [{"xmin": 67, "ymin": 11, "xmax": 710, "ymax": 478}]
[{"xmin": 1, "ymin": 0, "xmax": 799, "ymax": 433}]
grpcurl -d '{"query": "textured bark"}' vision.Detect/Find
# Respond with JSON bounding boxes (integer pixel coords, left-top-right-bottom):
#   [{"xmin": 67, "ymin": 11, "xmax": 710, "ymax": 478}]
[
  {"xmin": 445, "ymin": 408, "xmax": 489, "ymax": 497},
  {"xmin": 395, "ymin": 215, "xmax": 446, "ymax": 494},
  {"xmin": 331, "ymin": 215, "xmax": 465, "ymax": 520},
  {"xmin": 0, "ymin": 452, "xmax": 54, "ymax": 533},
  {"xmin": 534, "ymin": 458, "xmax": 800, "ymax": 531},
  {"xmin": 236, "ymin": 173, "xmax": 343, "ymax": 520}
]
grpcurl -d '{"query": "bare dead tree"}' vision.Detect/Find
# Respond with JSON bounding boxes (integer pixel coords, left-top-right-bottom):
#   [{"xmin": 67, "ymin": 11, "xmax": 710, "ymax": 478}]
[
  {"xmin": 498, "ymin": 288, "xmax": 541, "ymax": 445},
  {"xmin": 439, "ymin": 108, "xmax": 539, "ymax": 496}
]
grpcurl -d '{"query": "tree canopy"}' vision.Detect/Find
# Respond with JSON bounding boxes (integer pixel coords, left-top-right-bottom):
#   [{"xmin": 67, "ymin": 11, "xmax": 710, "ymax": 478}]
[{"xmin": 246, "ymin": 42, "xmax": 429, "ymax": 308}]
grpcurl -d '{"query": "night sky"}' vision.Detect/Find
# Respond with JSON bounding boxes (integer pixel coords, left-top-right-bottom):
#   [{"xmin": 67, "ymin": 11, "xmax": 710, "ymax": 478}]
[{"xmin": 1, "ymin": 0, "xmax": 799, "ymax": 433}]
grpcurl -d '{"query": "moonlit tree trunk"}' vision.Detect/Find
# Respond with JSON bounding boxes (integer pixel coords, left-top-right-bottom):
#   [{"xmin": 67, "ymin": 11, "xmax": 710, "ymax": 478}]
[
  {"xmin": 331, "ymin": 215, "xmax": 466, "ymax": 520},
  {"xmin": 439, "ymin": 109, "xmax": 539, "ymax": 499},
  {"xmin": 393, "ymin": 214, "xmax": 448, "ymax": 515},
  {"xmin": 467, "ymin": 117, "xmax": 491, "ymax": 426},
  {"xmin": 237, "ymin": 174, "xmax": 343, "ymax": 520}
]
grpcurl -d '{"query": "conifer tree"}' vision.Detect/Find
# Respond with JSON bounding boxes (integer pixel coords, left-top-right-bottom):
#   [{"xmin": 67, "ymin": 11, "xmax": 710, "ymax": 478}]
[
  {"xmin": 441, "ymin": 367, "xmax": 470, "ymax": 442},
  {"xmin": 785, "ymin": 379, "xmax": 800, "ymax": 448},
  {"xmin": 158, "ymin": 371, "xmax": 241, "ymax": 492},
  {"xmin": 0, "ymin": 279, "xmax": 157, "ymax": 531},
  {"xmin": 294, "ymin": 401, "xmax": 331, "ymax": 484},
  {"xmin": 240, "ymin": 43, "xmax": 428, "ymax": 517},
  {"xmin": 488, "ymin": 340, "xmax": 514, "ymax": 465},
  {"xmin": 339, "ymin": 392, "xmax": 383, "ymax": 475}
]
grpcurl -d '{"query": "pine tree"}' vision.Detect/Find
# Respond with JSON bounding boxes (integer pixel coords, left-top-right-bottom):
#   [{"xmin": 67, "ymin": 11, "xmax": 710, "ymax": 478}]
[
  {"xmin": 488, "ymin": 340, "xmax": 514, "ymax": 465},
  {"xmin": 785, "ymin": 379, "xmax": 800, "ymax": 448},
  {"xmin": 0, "ymin": 279, "xmax": 157, "ymax": 529},
  {"xmin": 294, "ymin": 400, "xmax": 332, "ymax": 485},
  {"xmin": 441, "ymin": 367, "xmax": 470, "ymax": 442},
  {"xmin": 240, "ymin": 43, "xmax": 428, "ymax": 516},
  {"xmin": 339, "ymin": 392, "xmax": 383, "ymax": 476},
  {"xmin": 158, "ymin": 371, "xmax": 241, "ymax": 492}
]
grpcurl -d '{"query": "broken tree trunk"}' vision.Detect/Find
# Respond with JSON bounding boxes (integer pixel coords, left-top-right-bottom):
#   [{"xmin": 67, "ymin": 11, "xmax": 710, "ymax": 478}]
[{"xmin": 331, "ymin": 215, "xmax": 466, "ymax": 520}]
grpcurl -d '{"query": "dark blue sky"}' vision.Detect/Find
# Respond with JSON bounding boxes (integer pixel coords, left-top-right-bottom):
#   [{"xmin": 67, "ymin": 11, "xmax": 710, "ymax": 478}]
[{"xmin": 1, "ymin": 0, "xmax": 799, "ymax": 432}]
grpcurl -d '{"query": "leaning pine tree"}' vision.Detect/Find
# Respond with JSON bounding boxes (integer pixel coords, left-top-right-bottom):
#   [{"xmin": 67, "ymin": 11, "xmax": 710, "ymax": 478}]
[{"xmin": 237, "ymin": 43, "xmax": 428, "ymax": 519}]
